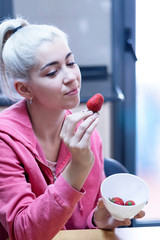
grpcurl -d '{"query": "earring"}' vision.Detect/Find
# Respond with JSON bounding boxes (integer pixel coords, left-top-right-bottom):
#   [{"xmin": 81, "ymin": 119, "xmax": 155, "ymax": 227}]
[{"xmin": 29, "ymin": 97, "xmax": 32, "ymax": 105}]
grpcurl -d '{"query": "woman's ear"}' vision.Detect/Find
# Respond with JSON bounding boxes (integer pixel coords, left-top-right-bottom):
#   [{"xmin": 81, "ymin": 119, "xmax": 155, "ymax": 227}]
[{"xmin": 14, "ymin": 81, "xmax": 32, "ymax": 100}]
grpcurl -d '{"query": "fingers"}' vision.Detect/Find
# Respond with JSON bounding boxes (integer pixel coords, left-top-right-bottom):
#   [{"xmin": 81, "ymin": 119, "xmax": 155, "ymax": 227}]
[
  {"xmin": 134, "ymin": 210, "xmax": 145, "ymax": 219},
  {"xmin": 122, "ymin": 219, "xmax": 132, "ymax": 226},
  {"xmin": 113, "ymin": 218, "xmax": 131, "ymax": 227},
  {"xmin": 60, "ymin": 110, "xmax": 99, "ymax": 147},
  {"xmin": 74, "ymin": 113, "xmax": 99, "ymax": 145},
  {"xmin": 60, "ymin": 110, "xmax": 93, "ymax": 139},
  {"xmin": 119, "ymin": 211, "xmax": 145, "ymax": 227},
  {"xmin": 97, "ymin": 198, "xmax": 106, "ymax": 209},
  {"xmin": 115, "ymin": 210, "xmax": 145, "ymax": 228}
]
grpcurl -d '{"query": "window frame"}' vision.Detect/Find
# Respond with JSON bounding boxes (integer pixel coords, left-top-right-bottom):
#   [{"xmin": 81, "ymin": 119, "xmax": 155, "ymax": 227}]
[{"xmin": 112, "ymin": 0, "xmax": 136, "ymax": 174}]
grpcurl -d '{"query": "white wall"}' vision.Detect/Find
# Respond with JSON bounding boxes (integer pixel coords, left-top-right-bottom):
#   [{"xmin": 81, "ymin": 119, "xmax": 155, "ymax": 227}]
[{"xmin": 13, "ymin": 0, "xmax": 112, "ymax": 72}]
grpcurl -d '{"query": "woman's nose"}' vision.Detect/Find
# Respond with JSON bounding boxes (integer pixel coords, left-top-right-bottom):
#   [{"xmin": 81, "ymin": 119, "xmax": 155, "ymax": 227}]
[{"xmin": 63, "ymin": 68, "xmax": 76, "ymax": 84}]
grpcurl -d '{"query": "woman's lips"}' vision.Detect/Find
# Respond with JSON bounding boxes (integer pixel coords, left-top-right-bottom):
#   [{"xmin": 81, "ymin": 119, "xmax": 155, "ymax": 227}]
[{"xmin": 65, "ymin": 88, "xmax": 79, "ymax": 95}]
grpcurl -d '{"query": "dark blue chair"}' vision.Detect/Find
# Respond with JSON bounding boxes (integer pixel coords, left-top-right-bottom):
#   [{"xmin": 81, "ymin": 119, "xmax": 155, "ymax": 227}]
[{"xmin": 104, "ymin": 158, "xmax": 129, "ymax": 177}]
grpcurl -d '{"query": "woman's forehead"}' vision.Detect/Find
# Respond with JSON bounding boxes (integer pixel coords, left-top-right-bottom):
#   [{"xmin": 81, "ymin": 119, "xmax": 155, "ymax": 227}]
[
  {"xmin": 38, "ymin": 38, "xmax": 70, "ymax": 56},
  {"xmin": 34, "ymin": 39, "xmax": 72, "ymax": 69}
]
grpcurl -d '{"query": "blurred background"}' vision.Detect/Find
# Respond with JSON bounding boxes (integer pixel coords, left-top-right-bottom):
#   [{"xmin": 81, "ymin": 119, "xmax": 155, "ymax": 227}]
[{"xmin": 1, "ymin": 0, "xmax": 160, "ymax": 228}]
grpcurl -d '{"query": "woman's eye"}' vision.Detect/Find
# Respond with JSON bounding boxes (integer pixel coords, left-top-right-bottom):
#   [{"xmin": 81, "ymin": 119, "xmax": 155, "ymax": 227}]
[
  {"xmin": 67, "ymin": 62, "xmax": 75, "ymax": 66},
  {"xmin": 46, "ymin": 70, "xmax": 57, "ymax": 77}
]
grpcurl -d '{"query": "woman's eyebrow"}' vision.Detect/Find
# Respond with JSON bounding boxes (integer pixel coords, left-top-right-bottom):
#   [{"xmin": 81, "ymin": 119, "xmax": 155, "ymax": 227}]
[
  {"xmin": 40, "ymin": 61, "xmax": 58, "ymax": 70},
  {"xmin": 40, "ymin": 52, "xmax": 73, "ymax": 71},
  {"xmin": 65, "ymin": 52, "xmax": 72, "ymax": 60}
]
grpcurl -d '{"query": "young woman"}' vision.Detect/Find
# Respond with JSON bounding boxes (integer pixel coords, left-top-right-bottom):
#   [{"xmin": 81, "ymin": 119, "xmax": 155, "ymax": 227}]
[{"xmin": 0, "ymin": 17, "xmax": 144, "ymax": 240}]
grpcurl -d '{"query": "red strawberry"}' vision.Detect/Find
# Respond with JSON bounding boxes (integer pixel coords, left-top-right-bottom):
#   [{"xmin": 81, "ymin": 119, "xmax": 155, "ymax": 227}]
[
  {"xmin": 125, "ymin": 200, "xmax": 135, "ymax": 206},
  {"xmin": 109, "ymin": 197, "xmax": 124, "ymax": 206},
  {"xmin": 87, "ymin": 93, "xmax": 104, "ymax": 112}
]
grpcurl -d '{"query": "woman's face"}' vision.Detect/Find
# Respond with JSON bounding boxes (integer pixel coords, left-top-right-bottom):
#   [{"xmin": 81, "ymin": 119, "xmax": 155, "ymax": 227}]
[{"xmin": 28, "ymin": 38, "xmax": 81, "ymax": 110}]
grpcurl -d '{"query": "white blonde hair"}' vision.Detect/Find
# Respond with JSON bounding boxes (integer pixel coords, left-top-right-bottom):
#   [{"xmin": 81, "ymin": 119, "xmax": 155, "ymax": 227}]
[{"xmin": 0, "ymin": 17, "xmax": 68, "ymax": 100}]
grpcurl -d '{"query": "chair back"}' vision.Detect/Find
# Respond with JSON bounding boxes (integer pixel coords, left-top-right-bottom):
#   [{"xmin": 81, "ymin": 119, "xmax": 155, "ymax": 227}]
[{"xmin": 104, "ymin": 158, "xmax": 129, "ymax": 177}]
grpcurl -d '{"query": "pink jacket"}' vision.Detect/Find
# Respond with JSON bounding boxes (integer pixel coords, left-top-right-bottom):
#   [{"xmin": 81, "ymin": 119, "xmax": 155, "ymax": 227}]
[{"xmin": 0, "ymin": 100, "xmax": 105, "ymax": 240}]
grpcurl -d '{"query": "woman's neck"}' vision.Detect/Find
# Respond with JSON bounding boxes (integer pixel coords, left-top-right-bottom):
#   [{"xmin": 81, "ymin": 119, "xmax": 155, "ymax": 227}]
[{"xmin": 27, "ymin": 101, "xmax": 65, "ymax": 142}]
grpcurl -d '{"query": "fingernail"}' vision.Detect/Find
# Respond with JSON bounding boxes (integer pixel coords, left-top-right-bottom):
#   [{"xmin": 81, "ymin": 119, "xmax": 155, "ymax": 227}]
[
  {"xmin": 83, "ymin": 109, "xmax": 93, "ymax": 115},
  {"xmin": 93, "ymin": 112, "xmax": 99, "ymax": 117},
  {"xmin": 82, "ymin": 109, "xmax": 88, "ymax": 112}
]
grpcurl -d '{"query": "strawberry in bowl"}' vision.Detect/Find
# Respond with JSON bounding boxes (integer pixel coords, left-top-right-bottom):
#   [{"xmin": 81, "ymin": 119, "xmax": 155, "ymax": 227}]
[{"xmin": 109, "ymin": 197, "xmax": 124, "ymax": 206}]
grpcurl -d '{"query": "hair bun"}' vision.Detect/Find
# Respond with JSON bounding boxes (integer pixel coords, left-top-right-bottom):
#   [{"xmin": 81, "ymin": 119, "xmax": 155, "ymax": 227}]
[{"xmin": 0, "ymin": 18, "xmax": 29, "ymax": 48}]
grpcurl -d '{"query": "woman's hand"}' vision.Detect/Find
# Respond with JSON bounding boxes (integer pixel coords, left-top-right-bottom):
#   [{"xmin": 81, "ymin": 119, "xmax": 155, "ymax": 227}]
[
  {"xmin": 60, "ymin": 110, "xmax": 99, "ymax": 166},
  {"xmin": 93, "ymin": 198, "xmax": 145, "ymax": 229},
  {"xmin": 60, "ymin": 110, "xmax": 99, "ymax": 190}
]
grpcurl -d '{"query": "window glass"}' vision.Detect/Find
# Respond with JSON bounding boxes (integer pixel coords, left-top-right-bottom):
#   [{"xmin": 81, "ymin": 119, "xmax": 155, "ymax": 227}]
[{"xmin": 136, "ymin": 0, "xmax": 160, "ymax": 221}]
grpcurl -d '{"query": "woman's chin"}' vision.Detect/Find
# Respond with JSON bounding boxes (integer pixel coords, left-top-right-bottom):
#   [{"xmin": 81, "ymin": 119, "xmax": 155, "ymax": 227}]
[{"xmin": 65, "ymin": 100, "xmax": 80, "ymax": 110}]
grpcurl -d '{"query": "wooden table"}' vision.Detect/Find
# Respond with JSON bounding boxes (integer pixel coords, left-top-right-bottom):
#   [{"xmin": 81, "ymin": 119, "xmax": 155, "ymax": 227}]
[{"xmin": 52, "ymin": 227, "xmax": 160, "ymax": 240}]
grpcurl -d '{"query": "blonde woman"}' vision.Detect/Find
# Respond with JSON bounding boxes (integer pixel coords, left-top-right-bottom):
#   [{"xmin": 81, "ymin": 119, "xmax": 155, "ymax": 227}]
[{"xmin": 0, "ymin": 18, "xmax": 144, "ymax": 240}]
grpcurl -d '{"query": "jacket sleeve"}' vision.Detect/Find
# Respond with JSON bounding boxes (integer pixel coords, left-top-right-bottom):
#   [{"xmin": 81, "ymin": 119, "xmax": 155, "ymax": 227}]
[
  {"xmin": 0, "ymin": 139, "xmax": 84, "ymax": 240},
  {"xmin": 86, "ymin": 130, "xmax": 106, "ymax": 229}
]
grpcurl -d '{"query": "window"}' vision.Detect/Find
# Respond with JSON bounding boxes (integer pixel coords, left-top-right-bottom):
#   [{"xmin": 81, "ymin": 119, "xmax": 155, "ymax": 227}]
[
  {"xmin": 136, "ymin": 0, "xmax": 160, "ymax": 226},
  {"xmin": 112, "ymin": 0, "xmax": 160, "ymax": 226}
]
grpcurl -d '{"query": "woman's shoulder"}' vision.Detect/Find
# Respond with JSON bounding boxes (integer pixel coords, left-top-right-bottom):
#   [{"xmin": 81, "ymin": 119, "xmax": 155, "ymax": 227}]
[
  {"xmin": 0, "ymin": 99, "xmax": 26, "ymax": 118},
  {"xmin": 0, "ymin": 99, "xmax": 35, "ymax": 144}
]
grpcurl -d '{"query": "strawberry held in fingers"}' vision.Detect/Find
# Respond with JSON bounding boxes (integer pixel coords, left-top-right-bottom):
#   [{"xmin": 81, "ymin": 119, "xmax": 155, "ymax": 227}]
[{"xmin": 87, "ymin": 93, "xmax": 104, "ymax": 112}]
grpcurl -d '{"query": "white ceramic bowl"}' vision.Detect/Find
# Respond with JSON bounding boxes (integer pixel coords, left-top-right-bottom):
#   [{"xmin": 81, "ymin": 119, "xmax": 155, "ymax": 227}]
[{"xmin": 100, "ymin": 173, "xmax": 149, "ymax": 221}]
